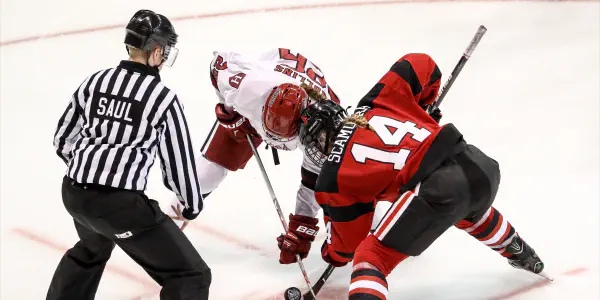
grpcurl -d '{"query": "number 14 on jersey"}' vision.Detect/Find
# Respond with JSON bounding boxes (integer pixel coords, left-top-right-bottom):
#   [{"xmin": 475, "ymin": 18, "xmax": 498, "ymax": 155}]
[{"xmin": 351, "ymin": 116, "xmax": 431, "ymax": 170}]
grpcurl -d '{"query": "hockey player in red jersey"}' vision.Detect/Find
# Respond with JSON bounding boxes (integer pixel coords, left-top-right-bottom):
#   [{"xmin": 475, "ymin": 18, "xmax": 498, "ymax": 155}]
[{"xmin": 288, "ymin": 53, "xmax": 545, "ymax": 299}]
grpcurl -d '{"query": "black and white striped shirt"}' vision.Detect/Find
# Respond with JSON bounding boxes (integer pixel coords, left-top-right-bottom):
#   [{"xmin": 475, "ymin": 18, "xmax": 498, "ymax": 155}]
[{"xmin": 53, "ymin": 60, "xmax": 202, "ymax": 219}]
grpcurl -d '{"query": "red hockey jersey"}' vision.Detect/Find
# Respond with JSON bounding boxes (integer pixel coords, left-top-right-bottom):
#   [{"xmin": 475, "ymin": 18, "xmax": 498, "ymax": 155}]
[{"xmin": 314, "ymin": 53, "xmax": 463, "ymax": 262}]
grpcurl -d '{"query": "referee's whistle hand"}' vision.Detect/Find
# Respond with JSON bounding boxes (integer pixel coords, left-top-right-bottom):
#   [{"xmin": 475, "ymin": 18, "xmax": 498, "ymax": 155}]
[{"xmin": 170, "ymin": 205, "xmax": 190, "ymax": 231}]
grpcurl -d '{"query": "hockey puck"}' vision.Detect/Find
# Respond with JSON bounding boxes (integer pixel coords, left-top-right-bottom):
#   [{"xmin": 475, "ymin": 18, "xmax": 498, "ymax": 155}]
[{"xmin": 284, "ymin": 287, "xmax": 302, "ymax": 300}]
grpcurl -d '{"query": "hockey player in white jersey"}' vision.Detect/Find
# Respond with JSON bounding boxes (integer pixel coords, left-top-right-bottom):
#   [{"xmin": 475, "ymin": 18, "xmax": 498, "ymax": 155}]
[{"xmin": 170, "ymin": 48, "xmax": 340, "ymax": 264}]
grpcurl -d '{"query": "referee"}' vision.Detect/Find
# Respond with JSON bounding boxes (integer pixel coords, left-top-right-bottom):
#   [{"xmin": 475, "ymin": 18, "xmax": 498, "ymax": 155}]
[{"xmin": 47, "ymin": 10, "xmax": 211, "ymax": 300}]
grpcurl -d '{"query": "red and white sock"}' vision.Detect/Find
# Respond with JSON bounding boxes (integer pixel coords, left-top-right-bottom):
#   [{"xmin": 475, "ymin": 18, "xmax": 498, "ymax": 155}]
[
  {"xmin": 349, "ymin": 267, "xmax": 389, "ymax": 300},
  {"xmin": 349, "ymin": 234, "xmax": 410, "ymax": 299},
  {"xmin": 455, "ymin": 206, "xmax": 518, "ymax": 257}
]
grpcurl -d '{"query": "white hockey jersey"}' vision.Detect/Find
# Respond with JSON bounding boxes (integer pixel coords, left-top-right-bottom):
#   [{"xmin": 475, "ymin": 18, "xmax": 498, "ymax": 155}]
[
  {"xmin": 209, "ymin": 48, "xmax": 340, "ymax": 217},
  {"xmin": 209, "ymin": 48, "xmax": 339, "ymax": 150}
]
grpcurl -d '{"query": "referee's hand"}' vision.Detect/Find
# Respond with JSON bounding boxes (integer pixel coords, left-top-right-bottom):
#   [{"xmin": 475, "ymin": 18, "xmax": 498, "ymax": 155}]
[{"xmin": 170, "ymin": 205, "xmax": 190, "ymax": 231}]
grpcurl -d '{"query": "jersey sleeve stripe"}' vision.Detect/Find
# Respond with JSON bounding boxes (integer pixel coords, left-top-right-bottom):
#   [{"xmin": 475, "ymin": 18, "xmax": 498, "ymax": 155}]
[
  {"xmin": 321, "ymin": 201, "xmax": 374, "ymax": 223},
  {"xmin": 172, "ymin": 99, "xmax": 202, "ymax": 215},
  {"xmin": 389, "ymin": 60, "xmax": 422, "ymax": 96},
  {"xmin": 428, "ymin": 64, "xmax": 442, "ymax": 86},
  {"xmin": 385, "ymin": 54, "xmax": 442, "ymax": 104},
  {"xmin": 357, "ymin": 83, "xmax": 385, "ymax": 109}
]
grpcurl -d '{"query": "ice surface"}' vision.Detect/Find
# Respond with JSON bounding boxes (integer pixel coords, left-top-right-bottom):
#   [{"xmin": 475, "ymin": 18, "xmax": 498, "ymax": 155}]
[{"xmin": 1, "ymin": 0, "xmax": 598, "ymax": 299}]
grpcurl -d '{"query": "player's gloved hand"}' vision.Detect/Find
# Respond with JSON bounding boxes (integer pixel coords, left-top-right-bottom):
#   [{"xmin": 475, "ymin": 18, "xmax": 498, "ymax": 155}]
[
  {"xmin": 429, "ymin": 107, "xmax": 442, "ymax": 123},
  {"xmin": 321, "ymin": 242, "xmax": 350, "ymax": 267},
  {"xmin": 277, "ymin": 214, "xmax": 319, "ymax": 264},
  {"xmin": 215, "ymin": 103, "xmax": 258, "ymax": 140}
]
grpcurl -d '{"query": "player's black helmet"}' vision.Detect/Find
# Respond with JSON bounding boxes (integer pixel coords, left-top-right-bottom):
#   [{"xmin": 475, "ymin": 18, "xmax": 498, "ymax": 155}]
[
  {"xmin": 299, "ymin": 100, "xmax": 348, "ymax": 166},
  {"xmin": 124, "ymin": 9, "xmax": 179, "ymax": 67}
]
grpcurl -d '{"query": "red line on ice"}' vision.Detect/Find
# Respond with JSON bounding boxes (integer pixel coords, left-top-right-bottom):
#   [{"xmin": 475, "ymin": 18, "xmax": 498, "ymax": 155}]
[
  {"xmin": 123, "ymin": 222, "xmax": 277, "ymax": 299},
  {"xmin": 12, "ymin": 225, "xmax": 275, "ymax": 299},
  {"xmin": 248, "ymin": 266, "xmax": 592, "ymax": 300},
  {"xmin": 187, "ymin": 222, "xmax": 277, "ymax": 257},
  {"xmin": 490, "ymin": 267, "xmax": 589, "ymax": 300},
  {"xmin": 562, "ymin": 267, "xmax": 588, "ymax": 276},
  {"xmin": 490, "ymin": 279, "xmax": 553, "ymax": 300},
  {"xmin": 11, "ymin": 228, "xmax": 157, "ymax": 288},
  {"xmin": 0, "ymin": 0, "xmax": 595, "ymax": 47}
]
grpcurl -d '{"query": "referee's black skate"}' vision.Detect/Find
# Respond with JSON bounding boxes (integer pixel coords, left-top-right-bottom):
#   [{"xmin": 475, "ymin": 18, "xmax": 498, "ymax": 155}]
[{"xmin": 506, "ymin": 236, "xmax": 551, "ymax": 280}]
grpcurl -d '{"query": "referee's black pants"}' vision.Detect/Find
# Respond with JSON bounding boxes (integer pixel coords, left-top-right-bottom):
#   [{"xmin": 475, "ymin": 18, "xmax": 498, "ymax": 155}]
[{"xmin": 46, "ymin": 176, "xmax": 211, "ymax": 300}]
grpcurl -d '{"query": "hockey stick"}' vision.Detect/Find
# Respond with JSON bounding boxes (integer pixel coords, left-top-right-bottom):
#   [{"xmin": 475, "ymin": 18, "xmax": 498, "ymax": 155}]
[
  {"xmin": 427, "ymin": 25, "xmax": 487, "ymax": 113},
  {"xmin": 301, "ymin": 264, "xmax": 336, "ymax": 300},
  {"xmin": 246, "ymin": 135, "xmax": 318, "ymax": 299}
]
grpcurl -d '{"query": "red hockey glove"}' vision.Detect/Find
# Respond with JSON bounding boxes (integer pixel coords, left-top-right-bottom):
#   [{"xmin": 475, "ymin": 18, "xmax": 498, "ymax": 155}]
[
  {"xmin": 277, "ymin": 214, "xmax": 319, "ymax": 264},
  {"xmin": 321, "ymin": 241, "xmax": 350, "ymax": 267},
  {"xmin": 215, "ymin": 103, "xmax": 258, "ymax": 140}
]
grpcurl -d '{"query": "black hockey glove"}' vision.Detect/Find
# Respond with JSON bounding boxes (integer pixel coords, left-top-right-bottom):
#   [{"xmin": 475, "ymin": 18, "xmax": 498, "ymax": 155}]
[{"xmin": 429, "ymin": 107, "xmax": 442, "ymax": 123}]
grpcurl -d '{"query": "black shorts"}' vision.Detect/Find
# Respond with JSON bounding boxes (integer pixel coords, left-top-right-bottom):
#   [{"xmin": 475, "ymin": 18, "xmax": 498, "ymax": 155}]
[{"xmin": 372, "ymin": 143, "xmax": 501, "ymax": 256}]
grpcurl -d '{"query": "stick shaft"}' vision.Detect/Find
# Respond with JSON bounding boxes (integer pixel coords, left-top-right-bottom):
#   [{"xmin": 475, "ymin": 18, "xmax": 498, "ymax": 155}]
[
  {"xmin": 302, "ymin": 265, "xmax": 336, "ymax": 300},
  {"xmin": 246, "ymin": 135, "xmax": 317, "ymax": 299},
  {"xmin": 428, "ymin": 25, "xmax": 487, "ymax": 112}
]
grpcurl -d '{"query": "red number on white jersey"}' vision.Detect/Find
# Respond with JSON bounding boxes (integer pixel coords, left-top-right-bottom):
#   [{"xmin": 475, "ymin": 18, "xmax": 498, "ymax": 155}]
[{"xmin": 278, "ymin": 48, "xmax": 339, "ymax": 103}]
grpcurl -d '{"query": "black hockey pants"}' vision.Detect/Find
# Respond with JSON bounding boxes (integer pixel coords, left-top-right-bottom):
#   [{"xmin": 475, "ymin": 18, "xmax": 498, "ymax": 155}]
[
  {"xmin": 378, "ymin": 142, "xmax": 502, "ymax": 256},
  {"xmin": 46, "ymin": 176, "xmax": 211, "ymax": 300}
]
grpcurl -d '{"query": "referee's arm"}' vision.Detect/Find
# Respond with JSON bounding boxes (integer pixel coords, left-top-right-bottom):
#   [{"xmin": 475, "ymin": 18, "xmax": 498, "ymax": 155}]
[
  {"xmin": 53, "ymin": 95, "xmax": 83, "ymax": 164},
  {"xmin": 158, "ymin": 97, "xmax": 203, "ymax": 220}
]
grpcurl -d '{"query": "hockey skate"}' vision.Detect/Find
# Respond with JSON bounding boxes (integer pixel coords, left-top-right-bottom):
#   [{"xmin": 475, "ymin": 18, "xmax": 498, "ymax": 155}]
[{"xmin": 506, "ymin": 236, "xmax": 552, "ymax": 281}]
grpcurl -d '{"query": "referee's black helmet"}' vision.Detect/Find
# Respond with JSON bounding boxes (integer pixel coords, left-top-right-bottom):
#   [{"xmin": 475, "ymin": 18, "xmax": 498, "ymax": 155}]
[{"xmin": 124, "ymin": 9, "xmax": 179, "ymax": 66}]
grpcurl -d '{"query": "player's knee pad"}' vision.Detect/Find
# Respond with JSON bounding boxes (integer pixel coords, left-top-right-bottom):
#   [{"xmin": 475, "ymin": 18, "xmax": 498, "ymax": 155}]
[{"xmin": 353, "ymin": 234, "xmax": 408, "ymax": 277}]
